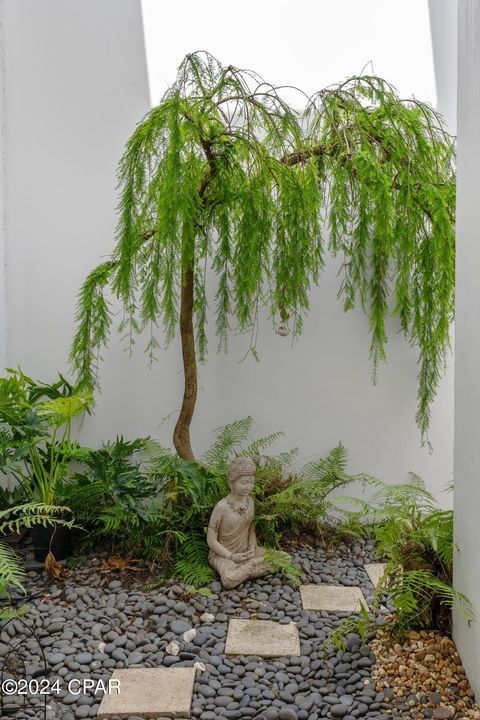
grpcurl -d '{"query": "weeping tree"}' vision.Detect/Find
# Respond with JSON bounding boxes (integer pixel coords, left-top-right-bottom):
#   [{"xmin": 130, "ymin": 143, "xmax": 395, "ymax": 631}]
[{"xmin": 70, "ymin": 51, "xmax": 455, "ymax": 461}]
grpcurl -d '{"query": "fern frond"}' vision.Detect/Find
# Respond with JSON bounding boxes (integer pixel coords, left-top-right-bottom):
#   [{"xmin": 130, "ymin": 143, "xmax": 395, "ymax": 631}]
[
  {"xmin": 0, "ymin": 503, "xmax": 73, "ymax": 535},
  {"xmin": 241, "ymin": 431, "xmax": 285, "ymax": 459},
  {"xmin": 263, "ymin": 549, "xmax": 302, "ymax": 585},
  {"xmin": 202, "ymin": 417, "xmax": 253, "ymax": 467},
  {"xmin": 320, "ymin": 604, "xmax": 373, "ymax": 653},
  {"xmin": 386, "ymin": 567, "xmax": 475, "ymax": 628},
  {"xmin": 174, "ymin": 530, "xmax": 214, "ymax": 586},
  {"xmin": 0, "ymin": 541, "xmax": 25, "ymax": 598},
  {"xmin": 0, "ymin": 604, "xmax": 29, "ymax": 622},
  {"xmin": 303, "ymin": 444, "xmax": 348, "ymax": 482}
]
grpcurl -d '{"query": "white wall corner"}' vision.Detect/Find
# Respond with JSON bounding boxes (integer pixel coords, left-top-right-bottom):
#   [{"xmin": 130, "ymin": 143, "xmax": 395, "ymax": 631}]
[
  {"xmin": 453, "ymin": 0, "xmax": 480, "ymax": 696},
  {"xmin": 0, "ymin": 0, "xmax": 7, "ymax": 372},
  {"xmin": 428, "ymin": 0, "xmax": 458, "ymax": 134}
]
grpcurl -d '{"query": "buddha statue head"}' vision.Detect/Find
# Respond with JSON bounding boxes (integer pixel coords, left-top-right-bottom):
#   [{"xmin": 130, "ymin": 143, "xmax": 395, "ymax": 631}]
[{"xmin": 227, "ymin": 456, "xmax": 256, "ymax": 497}]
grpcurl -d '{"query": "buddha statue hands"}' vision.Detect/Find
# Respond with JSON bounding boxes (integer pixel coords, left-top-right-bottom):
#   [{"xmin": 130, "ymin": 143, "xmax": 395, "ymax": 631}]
[{"xmin": 207, "ymin": 456, "xmax": 272, "ymax": 590}]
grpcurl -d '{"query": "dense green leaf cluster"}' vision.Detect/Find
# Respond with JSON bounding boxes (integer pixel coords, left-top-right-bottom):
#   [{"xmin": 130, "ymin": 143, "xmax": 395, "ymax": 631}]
[
  {"xmin": 0, "ymin": 369, "xmax": 91, "ymax": 504},
  {"xmin": 71, "ymin": 52, "xmax": 455, "ymax": 444},
  {"xmin": 0, "ymin": 541, "xmax": 25, "ymax": 599},
  {"xmin": 332, "ymin": 477, "xmax": 474, "ymax": 642},
  {"xmin": 370, "ymin": 478, "xmax": 472, "ymax": 636},
  {"xmin": 0, "ymin": 502, "xmax": 74, "ymax": 601},
  {"xmin": 60, "ymin": 418, "xmax": 371, "ymax": 588}
]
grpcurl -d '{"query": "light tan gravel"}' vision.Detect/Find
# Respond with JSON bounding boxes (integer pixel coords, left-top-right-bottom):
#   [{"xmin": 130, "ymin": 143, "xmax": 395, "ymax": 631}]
[{"xmin": 370, "ymin": 629, "xmax": 479, "ymax": 719}]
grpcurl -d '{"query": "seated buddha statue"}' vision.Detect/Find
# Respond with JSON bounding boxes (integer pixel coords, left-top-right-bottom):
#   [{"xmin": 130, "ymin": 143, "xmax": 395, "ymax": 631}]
[{"xmin": 207, "ymin": 456, "xmax": 272, "ymax": 590}]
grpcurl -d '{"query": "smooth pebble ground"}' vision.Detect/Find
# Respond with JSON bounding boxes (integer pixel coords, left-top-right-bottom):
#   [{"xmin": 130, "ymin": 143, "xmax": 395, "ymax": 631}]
[{"xmin": 0, "ymin": 537, "xmax": 409, "ymax": 720}]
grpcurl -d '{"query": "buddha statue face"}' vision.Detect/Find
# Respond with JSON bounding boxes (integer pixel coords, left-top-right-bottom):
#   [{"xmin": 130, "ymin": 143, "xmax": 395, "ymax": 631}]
[
  {"xmin": 229, "ymin": 473, "xmax": 254, "ymax": 498},
  {"xmin": 227, "ymin": 457, "xmax": 256, "ymax": 499}
]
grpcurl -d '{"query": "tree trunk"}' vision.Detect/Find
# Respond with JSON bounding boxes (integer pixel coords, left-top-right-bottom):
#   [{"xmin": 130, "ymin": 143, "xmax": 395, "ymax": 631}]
[
  {"xmin": 173, "ymin": 147, "xmax": 214, "ymax": 462},
  {"xmin": 173, "ymin": 263, "xmax": 197, "ymax": 461}
]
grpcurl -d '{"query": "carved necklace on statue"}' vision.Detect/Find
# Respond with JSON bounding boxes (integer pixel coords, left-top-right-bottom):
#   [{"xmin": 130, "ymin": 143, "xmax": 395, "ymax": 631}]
[{"xmin": 227, "ymin": 496, "xmax": 250, "ymax": 515}]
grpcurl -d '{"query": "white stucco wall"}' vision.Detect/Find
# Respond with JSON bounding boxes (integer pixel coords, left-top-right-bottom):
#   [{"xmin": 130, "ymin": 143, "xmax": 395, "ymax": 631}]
[
  {"xmin": 0, "ymin": 0, "xmax": 7, "ymax": 372},
  {"xmin": 0, "ymin": 0, "xmax": 454, "ymax": 500},
  {"xmin": 453, "ymin": 0, "xmax": 480, "ymax": 695},
  {"xmin": 142, "ymin": 0, "xmax": 437, "ymax": 109},
  {"xmin": 429, "ymin": 0, "xmax": 458, "ymax": 134}
]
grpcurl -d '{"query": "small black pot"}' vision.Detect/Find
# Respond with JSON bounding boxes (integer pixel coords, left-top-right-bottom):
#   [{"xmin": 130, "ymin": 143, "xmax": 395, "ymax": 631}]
[{"xmin": 31, "ymin": 524, "xmax": 72, "ymax": 562}]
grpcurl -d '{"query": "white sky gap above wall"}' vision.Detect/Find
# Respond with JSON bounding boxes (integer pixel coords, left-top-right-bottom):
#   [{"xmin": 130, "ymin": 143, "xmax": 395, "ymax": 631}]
[{"xmin": 141, "ymin": 0, "xmax": 437, "ymax": 109}]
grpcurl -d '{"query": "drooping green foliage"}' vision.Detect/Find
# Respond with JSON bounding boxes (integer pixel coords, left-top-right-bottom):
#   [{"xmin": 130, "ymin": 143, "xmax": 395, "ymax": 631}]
[{"xmin": 71, "ymin": 52, "xmax": 455, "ymax": 445}]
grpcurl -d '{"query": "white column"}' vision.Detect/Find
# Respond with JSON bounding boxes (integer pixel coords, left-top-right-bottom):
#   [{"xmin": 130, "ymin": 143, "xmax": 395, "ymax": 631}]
[
  {"xmin": 428, "ymin": 0, "xmax": 458, "ymax": 133},
  {"xmin": 0, "ymin": 1, "xmax": 7, "ymax": 371},
  {"xmin": 453, "ymin": 0, "xmax": 480, "ymax": 695}
]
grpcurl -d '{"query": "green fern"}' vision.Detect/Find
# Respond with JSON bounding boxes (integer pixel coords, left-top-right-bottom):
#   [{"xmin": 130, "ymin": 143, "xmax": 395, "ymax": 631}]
[
  {"xmin": 0, "ymin": 603, "xmax": 29, "ymax": 622},
  {"xmin": 241, "ymin": 431, "xmax": 286, "ymax": 460},
  {"xmin": 321, "ymin": 604, "xmax": 373, "ymax": 653},
  {"xmin": 0, "ymin": 502, "xmax": 75, "ymax": 602},
  {"xmin": 263, "ymin": 549, "xmax": 302, "ymax": 585},
  {"xmin": 0, "ymin": 502, "xmax": 73, "ymax": 535},
  {"xmin": 174, "ymin": 530, "xmax": 214, "ymax": 587},
  {"xmin": 366, "ymin": 476, "xmax": 472, "ymax": 638},
  {"xmin": 379, "ymin": 565, "xmax": 474, "ymax": 638},
  {"xmin": 422, "ymin": 510, "xmax": 454, "ymax": 566},
  {"xmin": 303, "ymin": 443, "xmax": 348, "ymax": 480},
  {"xmin": 0, "ymin": 541, "xmax": 25, "ymax": 598},
  {"xmin": 98, "ymin": 505, "xmax": 139, "ymax": 533},
  {"xmin": 255, "ymin": 444, "xmax": 378, "ymax": 542},
  {"xmin": 202, "ymin": 418, "xmax": 253, "ymax": 468}
]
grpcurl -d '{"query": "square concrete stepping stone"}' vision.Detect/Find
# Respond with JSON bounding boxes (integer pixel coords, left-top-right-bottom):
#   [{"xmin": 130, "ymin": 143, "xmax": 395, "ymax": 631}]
[
  {"xmin": 364, "ymin": 563, "xmax": 388, "ymax": 588},
  {"xmin": 97, "ymin": 667, "xmax": 196, "ymax": 719},
  {"xmin": 300, "ymin": 584, "xmax": 368, "ymax": 612},
  {"xmin": 225, "ymin": 618, "xmax": 300, "ymax": 657}
]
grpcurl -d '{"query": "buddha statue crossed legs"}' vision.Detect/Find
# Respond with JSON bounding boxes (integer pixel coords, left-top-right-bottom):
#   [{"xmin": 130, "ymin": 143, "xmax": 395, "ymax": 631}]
[{"xmin": 207, "ymin": 456, "xmax": 272, "ymax": 590}]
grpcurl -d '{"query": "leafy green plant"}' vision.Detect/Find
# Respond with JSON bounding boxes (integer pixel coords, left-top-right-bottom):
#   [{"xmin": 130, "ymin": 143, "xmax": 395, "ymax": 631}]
[
  {"xmin": 60, "ymin": 437, "xmax": 154, "ymax": 521},
  {"xmin": 0, "ymin": 503, "xmax": 73, "ymax": 601},
  {"xmin": 0, "ymin": 502, "xmax": 74, "ymax": 535},
  {"xmin": 58, "ymin": 436, "xmax": 169, "ymax": 561},
  {"xmin": 148, "ymin": 419, "xmax": 372, "ymax": 586},
  {"xmin": 64, "ymin": 419, "xmax": 371, "ymax": 588},
  {"xmin": 263, "ymin": 549, "xmax": 302, "ymax": 585},
  {"xmin": 60, "ymin": 436, "xmax": 220, "ymax": 579},
  {"xmin": 200, "ymin": 417, "xmax": 377, "ymax": 547},
  {"xmin": 0, "ymin": 541, "xmax": 25, "ymax": 599},
  {"xmin": 0, "ymin": 369, "xmax": 91, "ymax": 504},
  {"xmin": 320, "ymin": 604, "xmax": 374, "ymax": 653},
  {"xmin": 26, "ymin": 395, "xmax": 91, "ymax": 504},
  {"xmin": 255, "ymin": 443, "xmax": 378, "ymax": 546},
  {"xmin": 369, "ymin": 477, "xmax": 473, "ymax": 637},
  {"xmin": 71, "ymin": 51, "xmax": 455, "ymax": 460},
  {"xmin": 146, "ymin": 447, "xmax": 229, "ymax": 585},
  {"xmin": 328, "ymin": 477, "xmax": 474, "ymax": 644}
]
